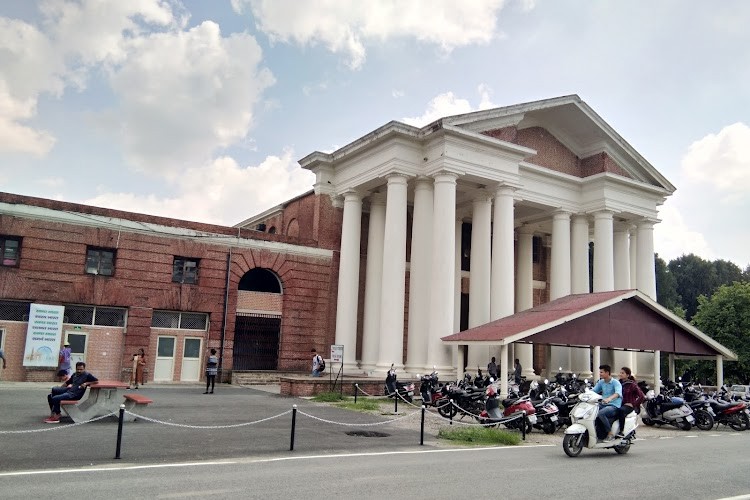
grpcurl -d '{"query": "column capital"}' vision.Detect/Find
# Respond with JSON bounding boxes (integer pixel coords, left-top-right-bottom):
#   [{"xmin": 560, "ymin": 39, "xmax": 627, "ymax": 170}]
[
  {"xmin": 472, "ymin": 188, "xmax": 493, "ymax": 203},
  {"xmin": 368, "ymin": 191, "xmax": 386, "ymax": 206},
  {"xmin": 493, "ymin": 184, "xmax": 516, "ymax": 197},
  {"xmin": 385, "ymin": 172, "xmax": 410, "ymax": 185},
  {"xmin": 331, "ymin": 196, "xmax": 344, "ymax": 208},
  {"xmin": 517, "ymin": 224, "xmax": 535, "ymax": 235},
  {"xmin": 413, "ymin": 175, "xmax": 434, "ymax": 189},
  {"xmin": 431, "ymin": 171, "xmax": 460, "ymax": 184},
  {"xmin": 593, "ymin": 210, "xmax": 615, "ymax": 221},
  {"xmin": 552, "ymin": 209, "xmax": 572, "ymax": 221},
  {"xmin": 340, "ymin": 189, "xmax": 363, "ymax": 202},
  {"xmin": 635, "ymin": 217, "xmax": 660, "ymax": 228}
]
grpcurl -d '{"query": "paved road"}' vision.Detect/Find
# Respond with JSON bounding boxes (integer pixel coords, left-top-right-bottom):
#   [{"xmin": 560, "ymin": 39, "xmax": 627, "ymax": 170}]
[{"xmin": 1, "ymin": 431, "xmax": 749, "ymax": 500}]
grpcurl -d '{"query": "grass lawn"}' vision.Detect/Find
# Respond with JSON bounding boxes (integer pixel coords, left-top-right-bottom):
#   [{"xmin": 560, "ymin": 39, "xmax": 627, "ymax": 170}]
[{"xmin": 437, "ymin": 426, "xmax": 521, "ymax": 446}]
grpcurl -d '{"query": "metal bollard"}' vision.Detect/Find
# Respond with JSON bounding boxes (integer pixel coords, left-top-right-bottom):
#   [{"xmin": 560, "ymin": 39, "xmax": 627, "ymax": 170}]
[
  {"xmin": 354, "ymin": 384, "xmax": 358, "ymax": 404},
  {"xmin": 394, "ymin": 391, "xmax": 398, "ymax": 413},
  {"xmin": 449, "ymin": 399, "xmax": 454, "ymax": 425},
  {"xmin": 290, "ymin": 405, "xmax": 297, "ymax": 451},
  {"xmin": 521, "ymin": 411, "xmax": 527, "ymax": 441},
  {"xmin": 420, "ymin": 405, "xmax": 425, "ymax": 446},
  {"xmin": 114, "ymin": 404, "xmax": 125, "ymax": 459}
]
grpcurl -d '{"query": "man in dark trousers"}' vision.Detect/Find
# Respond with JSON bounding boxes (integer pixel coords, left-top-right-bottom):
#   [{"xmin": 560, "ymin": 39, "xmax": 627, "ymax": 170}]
[{"xmin": 45, "ymin": 361, "xmax": 98, "ymax": 423}]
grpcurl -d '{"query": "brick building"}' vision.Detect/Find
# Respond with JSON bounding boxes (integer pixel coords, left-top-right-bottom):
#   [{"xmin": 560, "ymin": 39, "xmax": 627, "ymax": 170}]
[{"xmin": 1, "ymin": 95, "xmax": 676, "ymax": 385}]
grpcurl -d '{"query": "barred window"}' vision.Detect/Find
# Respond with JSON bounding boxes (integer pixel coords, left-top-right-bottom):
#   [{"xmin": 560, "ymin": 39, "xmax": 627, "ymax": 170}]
[
  {"xmin": 151, "ymin": 310, "xmax": 208, "ymax": 330},
  {"xmin": 0, "ymin": 300, "xmax": 31, "ymax": 321},
  {"xmin": 86, "ymin": 247, "xmax": 115, "ymax": 276},
  {"xmin": 172, "ymin": 257, "xmax": 199, "ymax": 284},
  {"xmin": 63, "ymin": 305, "xmax": 126, "ymax": 326},
  {"xmin": 64, "ymin": 305, "xmax": 94, "ymax": 325},
  {"xmin": 1, "ymin": 235, "xmax": 21, "ymax": 267},
  {"xmin": 94, "ymin": 307, "xmax": 126, "ymax": 326}
]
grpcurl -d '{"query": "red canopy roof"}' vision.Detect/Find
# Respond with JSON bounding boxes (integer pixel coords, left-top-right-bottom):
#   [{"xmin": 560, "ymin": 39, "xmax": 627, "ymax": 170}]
[{"xmin": 441, "ymin": 290, "xmax": 735, "ymax": 359}]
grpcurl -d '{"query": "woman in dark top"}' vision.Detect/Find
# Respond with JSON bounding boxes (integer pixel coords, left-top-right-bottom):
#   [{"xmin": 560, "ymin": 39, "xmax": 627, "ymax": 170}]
[{"xmin": 616, "ymin": 366, "xmax": 645, "ymax": 436}]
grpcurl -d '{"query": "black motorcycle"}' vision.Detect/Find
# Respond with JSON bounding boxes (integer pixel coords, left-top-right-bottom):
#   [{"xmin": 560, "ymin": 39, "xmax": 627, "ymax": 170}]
[{"xmin": 384, "ymin": 365, "xmax": 414, "ymax": 403}]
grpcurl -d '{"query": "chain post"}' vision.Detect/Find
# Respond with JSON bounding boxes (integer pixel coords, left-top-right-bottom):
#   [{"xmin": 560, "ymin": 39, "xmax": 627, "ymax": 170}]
[
  {"xmin": 290, "ymin": 404, "xmax": 297, "ymax": 451},
  {"xmin": 354, "ymin": 384, "xmax": 358, "ymax": 404},
  {"xmin": 420, "ymin": 405, "xmax": 425, "ymax": 445},
  {"xmin": 114, "ymin": 404, "xmax": 125, "ymax": 459}
]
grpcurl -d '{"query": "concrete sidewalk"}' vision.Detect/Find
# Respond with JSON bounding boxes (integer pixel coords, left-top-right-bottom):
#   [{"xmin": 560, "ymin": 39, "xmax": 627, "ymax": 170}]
[{"xmin": 0, "ymin": 382, "xmax": 429, "ymax": 472}]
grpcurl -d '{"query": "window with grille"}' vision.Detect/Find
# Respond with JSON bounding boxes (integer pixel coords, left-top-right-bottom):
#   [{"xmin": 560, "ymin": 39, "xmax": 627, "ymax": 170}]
[
  {"xmin": 1, "ymin": 235, "xmax": 21, "ymax": 267},
  {"xmin": 172, "ymin": 257, "xmax": 199, "ymax": 284},
  {"xmin": 151, "ymin": 310, "xmax": 208, "ymax": 330},
  {"xmin": 85, "ymin": 247, "xmax": 115, "ymax": 276},
  {"xmin": 532, "ymin": 236, "xmax": 543, "ymax": 264},
  {"xmin": 0, "ymin": 301, "xmax": 31, "ymax": 321},
  {"xmin": 62, "ymin": 305, "xmax": 126, "ymax": 326}
]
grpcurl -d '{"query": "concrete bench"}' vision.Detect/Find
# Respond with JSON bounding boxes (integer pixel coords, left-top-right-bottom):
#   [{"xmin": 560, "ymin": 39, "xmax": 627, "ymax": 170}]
[{"xmin": 123, "ymin": 393, "xmax": 153, "ymax": 415}]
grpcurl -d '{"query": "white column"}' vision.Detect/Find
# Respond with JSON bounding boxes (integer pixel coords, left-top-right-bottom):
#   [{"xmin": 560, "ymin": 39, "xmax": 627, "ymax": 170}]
[
  {"xmin": 716, "ymin": 355, "xmax": 724, "ymax": 387},
  {"xmin": 515, "ymin": 226, "xmax": 535, "ymax": 379},
  {"xmin": 500, "ymin": 344, "xmax": 509, "ymax": 398},
  {"xmin": 550, "ymin": 211, "xmax": 572, "ymax": 300},
  {"xmin": 467, "ymin": 192, "xmax": 492, "ymax": 370},
  {"xmin": 653, "ymin": 350, "xmax": 661, "ymax": 394},
  {"xmin": 613, "ymin": 227, "xmax": 631, "ymax": 290},
  {"xmin": 454, "ymin": 218, "xmax": 463, "ymax": 334},
  {"xmin": 592, "ymin": 346, "xmax": 601, "ymax": 381},
  {"xmin": 571, "ymin": 214, "xmax": 590, "ymax": 294},
  {"xmin": 570, "ymin": 214, "xmax": 591, "ymax": 377},
  {"xmin": 550, "ymin": 211, "xmax": 572, "ymax": 373},
  {"xmin": 360, "ymin": 193, "xmax": 385, "ymax": 373},
  {"xmin": 426, "ymin": 172, "xmax": 459, "ymax": 375},
  {"xmin": 375, "ymin": 174, "xmax": 409, "ymax": 373},
  {"xmin": 668, "ymin": 353, "xmax": 676, "ymax": 382},
  {"xmin": 629, "ymin": 227, "xmax": 638, "ymax": 290},
  {"xmin": 593, "ymin": 211, "xmax": 615, "ymax": 292},
  {"xmin": 613, "ymin": 351, "xmax": 633, "ymax": 375},
  {"xmin": 405, "ymin": 178, "xmax": 433, "ymax": 374},
  {"xmin": 636, "ymin": 219, "xmax": 657, "ymax": 300},
  {"xmin": 491, "ymin": 186, "xmax": 515, "ymax": 320},
  {"xmin": 334, "ymin": 190, "xmax": 362, "ymax": 371}
]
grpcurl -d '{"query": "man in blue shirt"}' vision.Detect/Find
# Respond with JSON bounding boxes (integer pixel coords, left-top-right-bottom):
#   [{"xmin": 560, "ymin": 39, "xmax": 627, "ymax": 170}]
[{"xmin": 592, "ymin": 364, "xmax": 622, "ymax": 441}]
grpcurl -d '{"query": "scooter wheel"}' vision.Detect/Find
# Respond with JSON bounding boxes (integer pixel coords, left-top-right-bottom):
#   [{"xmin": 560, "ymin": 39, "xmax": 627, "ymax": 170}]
[
  {"xmin": 680, "ymin": 421, "xmax": 692, "ymax": 431},
  {"xmin": 694, "ymin": 411, "xmax": 714, "ymax": 431},
  {"xmin": 642, "ymin": 417, "xmax": 654, "ymax": 426},
  {"xmin": 614, "ymin": 443, "xmax": 630, "ymax": 455},
  {"xmin": 562, "ymin": 434, "xmax": 583, "ymax": 457},
  {"xmin": 542, "ymin": 421, "xmax": 557, "ymax": 434}
]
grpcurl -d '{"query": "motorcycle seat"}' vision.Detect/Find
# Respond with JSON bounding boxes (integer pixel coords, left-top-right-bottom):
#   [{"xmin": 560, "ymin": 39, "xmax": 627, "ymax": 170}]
[
  {"xmin": 659, "ymin": 402, "xmax": 683, "ymax": 412},
  {"xmin": 501, "ymin": 398, "xmax": 519, "ymax": 407},
  {"xmin": 712, "ymin": 401, "xmax": 737, "ymax": 411}
]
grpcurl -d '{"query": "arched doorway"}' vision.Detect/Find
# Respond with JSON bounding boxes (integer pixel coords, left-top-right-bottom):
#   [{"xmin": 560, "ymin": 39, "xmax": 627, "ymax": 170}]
[{"xmin": 233, "ymin": 268, "xmax": 282, "ymax": 370}]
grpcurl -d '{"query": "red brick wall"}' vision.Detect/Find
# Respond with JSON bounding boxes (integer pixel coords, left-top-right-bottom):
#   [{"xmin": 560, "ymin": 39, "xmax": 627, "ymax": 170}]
[
  {"xmin": 236, "ymin": 291, "xmax": 282, "ymax": 313},
  {"xmin": 516, "ymin": 127, "xmax": 581, "ymax": 176},
  {"xmin": 0, "ymin": 193, "xmax": 338, "ymax": 381}
]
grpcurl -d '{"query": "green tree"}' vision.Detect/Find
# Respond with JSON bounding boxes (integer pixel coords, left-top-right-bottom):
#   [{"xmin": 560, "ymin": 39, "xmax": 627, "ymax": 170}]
[
  {"xmin": 691, "ymin": 282, "xmax": 750, "ymax": 385},
  {"xmin": 655, "ymin": 254, "xmax": 679, "ymax": 310},
  {"xmin": 669, "ymin": 254, "xmax": 717, "ymax": 320}
]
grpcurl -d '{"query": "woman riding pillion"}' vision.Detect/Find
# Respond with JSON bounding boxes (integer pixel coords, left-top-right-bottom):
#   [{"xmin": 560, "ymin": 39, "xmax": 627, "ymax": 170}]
[{"xmin": 617, "ymin": 367, "xmax": 645, "ymax": 437}]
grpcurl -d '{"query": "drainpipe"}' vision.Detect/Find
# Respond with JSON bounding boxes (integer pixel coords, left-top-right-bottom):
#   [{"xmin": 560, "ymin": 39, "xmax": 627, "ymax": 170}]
[{"xmin": 218, "ymin": 248, "xmax": 232, "ymax": 380}]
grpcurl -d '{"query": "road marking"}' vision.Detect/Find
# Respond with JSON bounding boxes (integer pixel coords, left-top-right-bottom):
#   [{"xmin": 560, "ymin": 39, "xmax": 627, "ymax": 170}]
[
  {"xmin": 658, "ymin": 436, "xmax": 673, "ymax": 439},
  {"xmin": 0, "ymin": 461, "xmax": 237, "ymax": 477},
  {"xmin": 714, "ymin": 495, "xmax": 750, "ymax": 500},
  {"xmin": 685, "ymin": 435, "xmax": 699, "ymax": 438}
]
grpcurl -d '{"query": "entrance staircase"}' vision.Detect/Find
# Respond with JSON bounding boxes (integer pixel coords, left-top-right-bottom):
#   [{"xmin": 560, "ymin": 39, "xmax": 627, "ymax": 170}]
[{"xmin": 231, "ymin": 370, "xmax": 304, "ymax": 385}]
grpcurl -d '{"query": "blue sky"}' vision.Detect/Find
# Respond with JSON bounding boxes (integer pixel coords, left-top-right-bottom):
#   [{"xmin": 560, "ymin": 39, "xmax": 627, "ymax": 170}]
[{"xmin": 1, "ymin": 0, "xmax": 748, "ymax": 268}]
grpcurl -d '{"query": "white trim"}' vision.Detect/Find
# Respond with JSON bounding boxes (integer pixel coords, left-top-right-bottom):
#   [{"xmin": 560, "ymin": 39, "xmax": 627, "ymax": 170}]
[
  {"xmin": 236, "ymin": 309, "xmax": 282, "ymax": 317},
  {"xmin": 0, "ymin": 202, "xmax": 333, "ymax": 261}
]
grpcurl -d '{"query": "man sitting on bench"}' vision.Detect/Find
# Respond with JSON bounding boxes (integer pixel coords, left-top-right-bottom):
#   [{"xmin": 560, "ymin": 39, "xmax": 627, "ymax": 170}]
[{"xmin": 45, "ymin": 362, "xmax": 98, "ymax": 424}]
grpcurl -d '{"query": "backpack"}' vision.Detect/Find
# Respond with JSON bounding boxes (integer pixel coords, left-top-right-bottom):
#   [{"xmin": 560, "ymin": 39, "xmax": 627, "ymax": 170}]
[{"xmin": 317, "ymin": 355, "xmax": 325, "ymax": 372}]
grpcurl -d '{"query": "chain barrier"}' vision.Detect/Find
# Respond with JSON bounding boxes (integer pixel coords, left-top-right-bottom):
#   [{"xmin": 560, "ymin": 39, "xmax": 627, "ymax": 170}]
[
  {"xmin": 355, "ymin": 385, "xmax": 378, "ymax": 397},
  {"xmin": 122, "ymin": 409, "xmax": 293, "ymax": 429},
  {"xmin": 297, "ymin": 409, "xmax": 420, "ymax": 427},
  {"xmin": 0, "ymin": 412, "xmax": 117, "ymax": 434}
]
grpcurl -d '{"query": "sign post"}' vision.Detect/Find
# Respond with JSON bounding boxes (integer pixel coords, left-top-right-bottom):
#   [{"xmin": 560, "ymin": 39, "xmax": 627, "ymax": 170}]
[{"xmin": 331, "ymin": 344, "xmax": 344, "ymax": 397}]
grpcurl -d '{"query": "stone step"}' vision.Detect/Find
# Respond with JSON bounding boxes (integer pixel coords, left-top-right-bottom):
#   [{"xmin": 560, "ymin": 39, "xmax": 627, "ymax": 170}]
[{"xmin": 231, "ymin": 371, "xmax": 303, "ymax": 385}]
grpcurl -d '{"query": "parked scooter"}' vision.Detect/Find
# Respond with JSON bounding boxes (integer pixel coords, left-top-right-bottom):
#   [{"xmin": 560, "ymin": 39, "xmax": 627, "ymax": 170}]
[
  {"xmin": 501, "ymin": 393, "xmax": 537, "ymax": 433},
  {"xmin": 563, "ymin": 390, "xmax": 637, "ymax": 457},
  {"xmin": 384, "ymin": 364, "xmax": 414, "ymax": 403},
  {"xmin": 418, "ymin": 369, "xmax": 442, "ymax": 407},
  {"xmin": 642, "ymin": 390, "xmax": 695, "ymax": 430}
]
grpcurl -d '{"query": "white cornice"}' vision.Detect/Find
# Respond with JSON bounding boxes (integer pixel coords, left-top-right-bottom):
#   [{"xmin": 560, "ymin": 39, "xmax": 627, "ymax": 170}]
[{"xmin": 0, "ymin": 202, "xmax": 333, "ymax": 260}]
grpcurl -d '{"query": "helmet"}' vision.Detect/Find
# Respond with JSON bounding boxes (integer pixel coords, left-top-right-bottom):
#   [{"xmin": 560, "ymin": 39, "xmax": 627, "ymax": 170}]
[{"xmin": 486, "ymin": 385, "xmax": 497, "ymax": 397}]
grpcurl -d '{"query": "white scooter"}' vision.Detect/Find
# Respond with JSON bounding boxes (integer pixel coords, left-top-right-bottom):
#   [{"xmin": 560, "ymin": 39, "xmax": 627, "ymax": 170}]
[{"xmin": 562, "ymin": 389, "xmax": 637, "ymax": 457}]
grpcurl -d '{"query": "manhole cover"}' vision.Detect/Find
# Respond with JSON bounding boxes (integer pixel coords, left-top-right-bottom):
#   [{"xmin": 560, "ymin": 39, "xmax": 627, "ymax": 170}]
[{"xmin": 346, "ymin": 430, "xmax": 390, "ymax": 438}]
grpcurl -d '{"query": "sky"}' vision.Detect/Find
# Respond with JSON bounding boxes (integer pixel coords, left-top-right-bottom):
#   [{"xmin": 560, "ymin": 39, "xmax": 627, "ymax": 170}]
[{"xmin": 0, "ymin": 0, "xmax": 748, "ymax": 269}]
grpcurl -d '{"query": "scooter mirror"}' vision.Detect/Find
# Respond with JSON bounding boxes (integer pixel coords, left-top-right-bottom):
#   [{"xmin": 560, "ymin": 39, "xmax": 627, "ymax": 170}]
[
  {"xmin": 416, "ymin": 374, "xmax": 421, "ymax": 379},
  {"xmin": 584, "ymin": 378, "xmax": 589, "ymax": 384},
  {"xmin": 544, "ymin": 379, "xmax": 549, "ymax": 384}
]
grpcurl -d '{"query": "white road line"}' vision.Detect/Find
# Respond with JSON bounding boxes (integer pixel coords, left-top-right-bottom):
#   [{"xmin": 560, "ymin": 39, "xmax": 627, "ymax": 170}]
[
  {"xmin": 714, "ymin": 494, "xmax": 750, "ymax": 500},
  {"xmin": 0, "ymin": 461, "xmax": 237, "ymax": 477},
  {"xmin": 0, "ymin": 445, "xmax": 554, "ymax": 477}
]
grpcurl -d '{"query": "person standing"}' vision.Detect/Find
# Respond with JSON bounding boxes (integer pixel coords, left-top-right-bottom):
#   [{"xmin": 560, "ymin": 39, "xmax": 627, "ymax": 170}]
[
  {"xmin": 513, "ymin": 358, "xmax": 522, "ymax": 385},
  {"xmin": 204, "ymin": 349, "xmax": 218, "ymax": 394},
  {"xmin": 134, "ymin": 348, "xmax": 146, "ymax": 388},
  {"xmin": 0, "ymin": 347, "xmax": 6, "ymax": 381},
  {"xmin": 58, "ymin": 341, "xmax": 72, "ymax": 376},
  {"xmin": 487, "ymin": 357, "xmax": 498, "ymax": 380}
]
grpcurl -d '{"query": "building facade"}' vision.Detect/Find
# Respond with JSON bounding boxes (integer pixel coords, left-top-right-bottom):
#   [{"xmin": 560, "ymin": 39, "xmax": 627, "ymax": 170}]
[{"xmin": 1, "ymin": 95, "xmax": 673, "ymax": 383}]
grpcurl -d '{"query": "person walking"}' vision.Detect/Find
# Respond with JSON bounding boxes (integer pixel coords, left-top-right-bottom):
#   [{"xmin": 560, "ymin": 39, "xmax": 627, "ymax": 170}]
[
  {"xmin": 58, "ymin": 341, "xmax": 72, "ymax": 376},
  {"xmin": 204, "ymin": 349, "xmax": 218, "ymax": 394},
  {"xmin": 311, "ymin": 349, "xmax": 324, "ymax": 377}
]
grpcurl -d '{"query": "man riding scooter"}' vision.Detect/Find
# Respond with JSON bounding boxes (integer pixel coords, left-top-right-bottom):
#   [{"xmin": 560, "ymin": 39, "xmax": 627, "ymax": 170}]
[{"xmin": 591, "ymin": 364, "xmax": 622, "ymax": 442}]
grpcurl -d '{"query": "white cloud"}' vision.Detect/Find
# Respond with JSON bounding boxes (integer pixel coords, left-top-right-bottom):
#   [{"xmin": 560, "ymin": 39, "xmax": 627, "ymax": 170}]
[
  {"xmin": 237, "ymin": 0, "xmax": 509, "ymax": 69},
  {"xmin": 84, "ymin": 150, "xmax": 315, "ymax": 226},
  {"xmin": 106, "ymin": 21, "xmax": 274, "ymax": 176},
  {"xmin": 402, "ymin": 84, "xmax": 497, "ymax": 127},
  {"xmin": 654, "ymin": 202, "xmax": 715, "ymax": 261},
  {"xmin": 681, "ymin": 122, "xmax": 750, "ymax": 204},
  {"xmin": 392, "ymin": 89, "xmax": 405, "ymax": 98},
  {"xmin": 0, "ymin": 0, "xmax": 177, "ymax": 156}
]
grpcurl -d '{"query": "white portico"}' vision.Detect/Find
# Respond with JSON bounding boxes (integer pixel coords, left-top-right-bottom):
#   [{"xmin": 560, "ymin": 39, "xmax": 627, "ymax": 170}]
[{"xmin": 300, "ymin": 95, "xmax": 675, "ymax": 379}]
